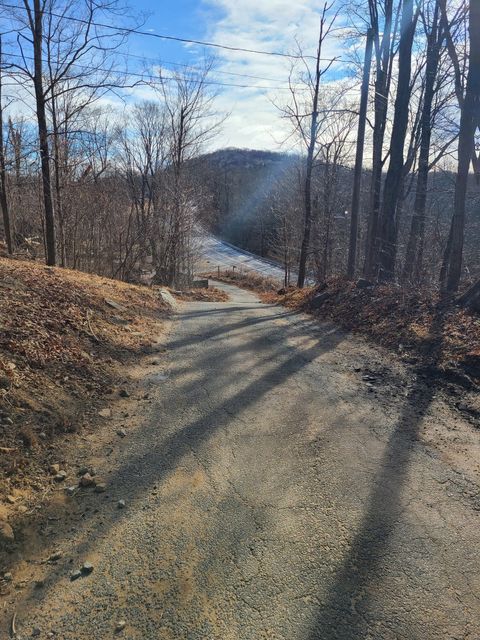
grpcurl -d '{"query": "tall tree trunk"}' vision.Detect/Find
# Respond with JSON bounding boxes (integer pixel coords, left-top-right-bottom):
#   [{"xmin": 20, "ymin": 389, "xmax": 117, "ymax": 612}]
[
  {"xmin": 403, "ymin": 2, "xmax": 442, "ymax": 284},
  {"xmin": 377, "ymin": 0, "xmax": 417, "ymax": 281},
  {"xmin": 441, "ymin": 0, "xmax": 480, "ymax": 293},
  {"xmin": 0, "ymin": 36, "xmax": 13, "ymax": 254},
  {"xmin": 347, "ymin": 28, "xmax": 373, "ymax": 278},
  {"xmin": 297, "ymin": 25, "xmax": 323, "ymax": 289},
  {"xmin": 26, "ymin": 0, "xmax": 56, "ymax": 265},
  {"xmin": 363, "ymin": 0, "xmax": 394, "ymax": 278},
  {"xmin": 50, "ymin": 93, "xmax": 67, "ymax": 267}
]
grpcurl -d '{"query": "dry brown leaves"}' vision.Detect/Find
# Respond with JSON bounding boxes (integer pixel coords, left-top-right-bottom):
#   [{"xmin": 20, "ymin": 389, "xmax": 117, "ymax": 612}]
[
  {"xmin": 0, "ymin": 258, "xmax": 169, "ymax": 494},
  {"xmin": 271, "ymin": 277, "xmax": 480, "ymax": 383}
]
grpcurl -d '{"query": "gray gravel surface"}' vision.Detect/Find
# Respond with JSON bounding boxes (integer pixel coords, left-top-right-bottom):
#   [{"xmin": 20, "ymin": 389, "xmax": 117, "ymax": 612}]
[{"xmin": 6, "ymin": 282, "xmax": 480, "ymax": 639}]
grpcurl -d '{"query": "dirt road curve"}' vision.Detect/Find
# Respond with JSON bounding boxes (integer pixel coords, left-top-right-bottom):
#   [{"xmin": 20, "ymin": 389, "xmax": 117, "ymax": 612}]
[{"xmin": 6, "ymin": 282, "xmax": 480, "ymax": 639}]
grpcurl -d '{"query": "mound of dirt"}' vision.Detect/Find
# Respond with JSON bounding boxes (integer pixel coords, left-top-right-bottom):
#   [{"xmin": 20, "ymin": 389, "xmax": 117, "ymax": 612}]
[{"xmin": 0, "ymin": 258, "xmax": 169, "ymax": 500}]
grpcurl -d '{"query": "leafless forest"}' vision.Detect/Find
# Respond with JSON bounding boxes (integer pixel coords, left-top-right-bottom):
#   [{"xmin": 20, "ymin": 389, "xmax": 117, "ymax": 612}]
[{"xmin": 0, "ymin": 0, "xmax": 479, "ymax": 302}]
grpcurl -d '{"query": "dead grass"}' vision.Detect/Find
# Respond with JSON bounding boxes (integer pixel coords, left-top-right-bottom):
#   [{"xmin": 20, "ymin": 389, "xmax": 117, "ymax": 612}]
[
  {"xmin": 201, "ymin": 269, "xmax": 279, "ymax": 294},
  {"xmin": 171, "ymin": 286, "xmax": 229, "ymax": 302},
  {"xmin": 0, "ymin": 257, "xmax": 169, "ymax": 497}
]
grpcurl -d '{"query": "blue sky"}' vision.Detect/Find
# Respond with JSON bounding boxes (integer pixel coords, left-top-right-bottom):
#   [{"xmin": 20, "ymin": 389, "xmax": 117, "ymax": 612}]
[
  {"xmin": 127, "ymin": 0, "xmax": 220, "ymax": 67},
  {"xmin": 2, "ymin": 0, "xmax": 353, "ymax": 151},
  {"xmin": 120, "ymin": 0, "xmax": 352, "ymax": 150}
]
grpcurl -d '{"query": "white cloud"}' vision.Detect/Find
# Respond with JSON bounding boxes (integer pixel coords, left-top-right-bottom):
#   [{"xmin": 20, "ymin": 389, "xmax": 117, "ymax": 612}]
[{"xmin": 200, "ymin": 0, "xmax": 351, "ymax": 150}]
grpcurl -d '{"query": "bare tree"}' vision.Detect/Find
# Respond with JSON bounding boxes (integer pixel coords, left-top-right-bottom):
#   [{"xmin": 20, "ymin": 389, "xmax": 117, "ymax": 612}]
[
  {"xmin": 281, "ymin": 2, "xmax": 340, "ymax": 288},
  {"xmin": 4, "ymin": 0, "xmax": 132, "ymax": 266},
  {"xmin": 347, "ymin": 27, "xmax": 373, "ymax": 278},
  {"xmin": 376, "ymin": 0, "xmax": 419, "ymax": 280},
  {"xmin": 403, "ymin": 0, "xmax": 445, "ymax": 283},
  {"xmin": 152, "ymin": 61, "xmax": 222, "ymax": 286},
  {"xmin": 363, "ymin": 0, "xmax": 399, "ymax": 278},
  {"xmin": 0, "ymin": 34, "xmax": 13, "ymax": 254},
  {"xmin": 440, "ymin": 0, "xmax": 480, "ymax": 293}
]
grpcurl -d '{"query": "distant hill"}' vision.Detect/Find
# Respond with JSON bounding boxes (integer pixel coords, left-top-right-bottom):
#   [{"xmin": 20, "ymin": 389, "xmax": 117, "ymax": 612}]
[
  {"xmin": 197, "ymin": 147, "xmax": 295, "ymax": 170},
  {"xmin": 189, "ymin": 148, "xmax": 300, "ymax": 255}
]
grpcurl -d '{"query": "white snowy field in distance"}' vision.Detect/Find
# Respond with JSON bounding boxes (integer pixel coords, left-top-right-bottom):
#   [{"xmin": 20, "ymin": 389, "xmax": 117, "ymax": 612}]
[{"xmin": 196, "ymin": 233, "xmax": 286, "ymax": 283}]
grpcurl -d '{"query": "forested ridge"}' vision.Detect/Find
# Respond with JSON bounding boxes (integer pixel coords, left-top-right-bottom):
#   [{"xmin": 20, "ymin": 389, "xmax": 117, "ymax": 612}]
[{"xmin": 194, "ymin": 147, "xmax": 480, "ymax": 290}]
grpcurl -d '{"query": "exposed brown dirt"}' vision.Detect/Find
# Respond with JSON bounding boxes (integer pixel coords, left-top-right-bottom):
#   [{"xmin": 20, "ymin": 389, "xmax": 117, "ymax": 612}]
[{"xmin": 0, "ymin": 257, "xmax": 170, "ymax": 504}]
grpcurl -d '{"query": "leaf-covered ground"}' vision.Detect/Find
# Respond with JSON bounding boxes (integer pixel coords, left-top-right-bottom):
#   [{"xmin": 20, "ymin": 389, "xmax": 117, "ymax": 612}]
[
  {"xmin": 264, "ymin": 277, "xmax": 480, "ymax": 385},
  {"xmin": 0, "ymin": 258, "xmax": 169, "ymax": 498}
]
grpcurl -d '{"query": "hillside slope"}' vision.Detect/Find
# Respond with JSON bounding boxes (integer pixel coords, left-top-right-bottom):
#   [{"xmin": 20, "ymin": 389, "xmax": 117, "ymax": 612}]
[{"xmin": 0, "ymin": 258, "xmax": 169, "ymax": 500}]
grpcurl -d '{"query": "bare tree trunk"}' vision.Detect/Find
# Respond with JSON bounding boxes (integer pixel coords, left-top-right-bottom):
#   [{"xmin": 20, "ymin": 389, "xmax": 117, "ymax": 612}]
[
  {"xmin": 49, "ymin": 93, "xmax": 67, "ymax": 267},
  {"xmin": 25, "ymin": 0, "xmax": 56, "ymax": 265},
  {"xmin": 297, "ymin": 19, "xmax": 325, "ymax": 289},
  {"xmin": 441, "ymin": 0, "xmax": 480, "ymax": 293},
  {"xmin": 458, "ymin": 278, "xmax": 480, "ymax": 311},
  {"xmin": 0, "ymin": 35, "xmax": 13, "ymax": 254},
  {"xmin": 403, "ymin": 1, "xmax": 442, "ymax": 284},
  {"xmin": 377, "ymin": 0, "xmax": 417, "ymax": 281},
  {"xmin": 363, "ymin": 0, "xmax": 395, "ymax": 278},
  {"xmin": 347, "ymin": 28, "xmax": 373, "ymax": 279}
]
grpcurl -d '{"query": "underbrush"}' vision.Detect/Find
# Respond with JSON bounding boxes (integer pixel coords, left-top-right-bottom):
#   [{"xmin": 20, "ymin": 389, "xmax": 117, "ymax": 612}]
[
  {"xmin": 201, "ymin": 269, "xmax": 279, "ymax": 293},
  {"xmin": 171, "ymin": 286, "xmax": 229, "ymax": 302}
]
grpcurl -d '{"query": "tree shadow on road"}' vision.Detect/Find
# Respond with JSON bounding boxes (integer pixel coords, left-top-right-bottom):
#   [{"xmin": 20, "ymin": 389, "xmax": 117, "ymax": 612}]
[
  {"xmin": 306, "ymin": 303, "xmax": 449, "ymax": 640},
  {"xmin": 2, "ymin": 302, "xmax": 347, "ymax": 632}
]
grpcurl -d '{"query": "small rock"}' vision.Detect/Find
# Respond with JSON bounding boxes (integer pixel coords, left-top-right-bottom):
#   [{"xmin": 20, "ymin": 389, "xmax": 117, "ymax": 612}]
[
  {"xmin": 110, "ymin": 315, "xmax": 130, "ymax": 326},
  {"xmin": 79, "ymin": 473, "xmax": 95, "ymax": 488},
  {"xmin": 17, "ymin": 505, "xmax": 28, "ymax": 514},
  {"xmin": 150, "ymin": 359, "xmax": 160, "ymax": 366},
  {"xmin": 117, "ymin": 499, "xmax": 126, "ymax": 509},
  {"xmin": 6, "ymin": 495, "xmax": 16, "ymax": 504},
  {"xmin": 54, "ymin": 471, "xmax": 67, "ymax": 482},
  {"xmin": 0, "ymin": 520, "xmax": 14, "ymax": 543},
  {"xmin": 49, "ymin": 463, "xmax": 61, "ymax": 475},
  {"xmin": 94, "ymin": 483, "xmax": 106, "ymax": 493},
  {"xmin": 65, "ymin": 486, "xmax": 77, "ymax": 497},
  {"xmin": 98, "ymin": 408, "xmax": 112, "ymax": 418},
  {"xmin": 39, "ymin": 432, "xmax": 47, "ymax": 440},
  {"xmin": 70, "ymin": 569, "xmax": 82, "ymax": 581},
  {"xmin": 77, "ymin": 466, "xmax": 89, "ymax": 476},
  {"xmin": 81, "ymin": 562, "xmax": 94, "ymax": 575},
  {"xmin": 116, "ymin": 429, "xmax": 127, "ymax": 438},
  {"xmin": 3, "ymin": 572, "xmax": 13, "ymax": 582},
  {"xmin": 104, "ymin": 298, "xmax": 125, "ymax": 311},
  {"xmin": 119, "ymin": 389, "xmax": 130, "ymax": 398},
  {"xmin": 115, "ymin": 620, "xmax": 126, "ymax": 633},
  {"xmin": 32, "ymin": 627, "xmax": 41, "ymax": 637}
]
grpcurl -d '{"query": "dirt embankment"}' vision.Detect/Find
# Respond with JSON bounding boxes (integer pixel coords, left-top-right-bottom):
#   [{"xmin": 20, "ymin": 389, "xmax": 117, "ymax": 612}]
[
  {"xmin": 0, "ymin": 258, "xmax": 170, "ymax": 507},
  {"xmin": 211, "ymin": 268, "xmax": 480, "ymax": 394},
  {"xmin": 267, "ymin": 278, "xmax": 480, "ymax": 386}
]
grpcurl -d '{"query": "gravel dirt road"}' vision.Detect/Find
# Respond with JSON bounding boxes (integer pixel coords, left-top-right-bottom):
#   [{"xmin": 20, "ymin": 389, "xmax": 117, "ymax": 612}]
[{"xmin": 3, "ymin": 281, "xmax": 479, "ymax": 639}]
